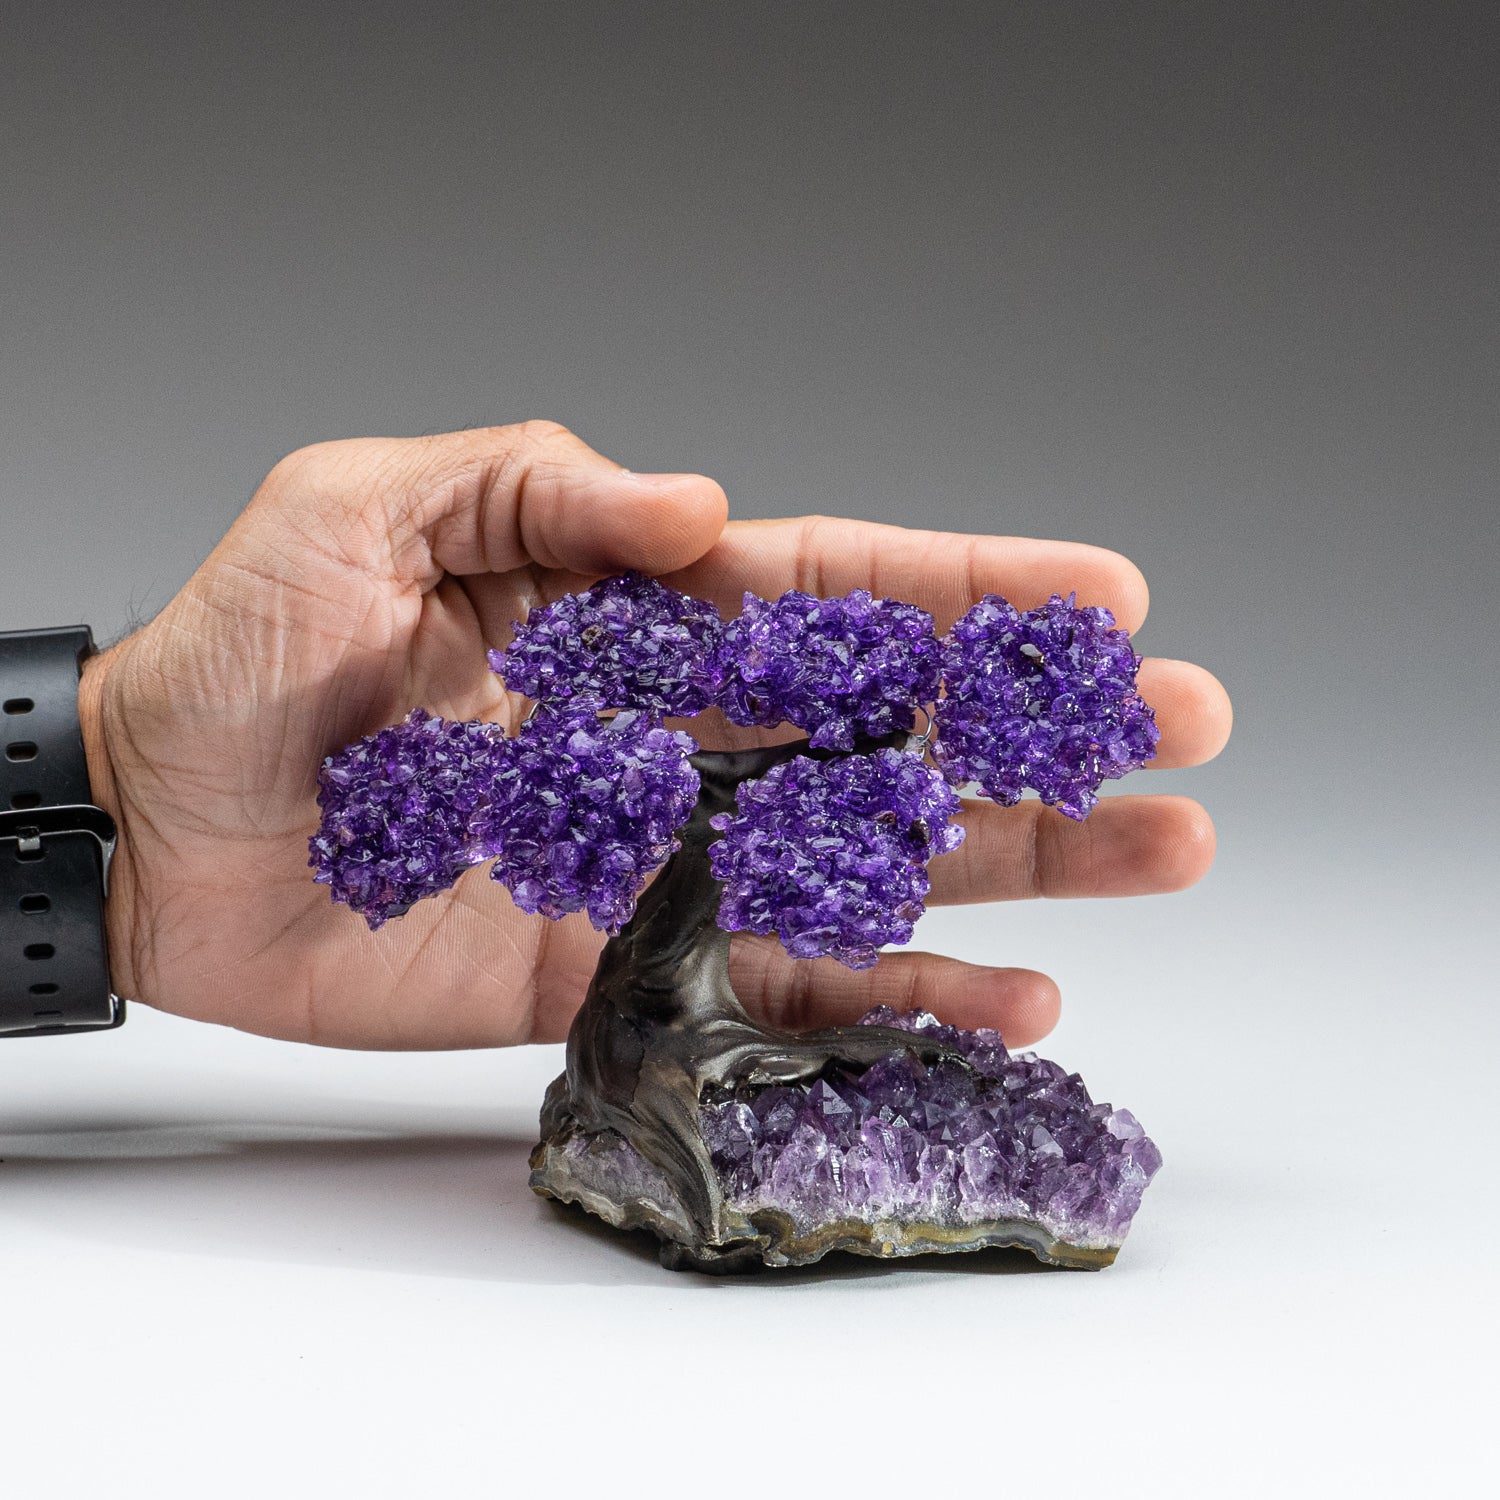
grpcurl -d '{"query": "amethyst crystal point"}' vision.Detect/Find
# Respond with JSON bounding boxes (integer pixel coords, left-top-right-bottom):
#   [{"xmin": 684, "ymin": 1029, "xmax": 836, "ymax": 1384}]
[
  {"xmin": 707, "ymin": 748, "xmax": 964, "ymax": 968},
  {"xmin": 310, "ymin": 709, "xmax": 507, "ymax": 927},
  {"xmin": 715, "ymin": 588, "xmax": 943, "ymax": 750},
  {"xmin": 935, "ymin": 592, "xmax": 1159, "ymax": 820},
  {"xmin": 474, "ymin": 707, "xmax": 700, "ymax": 932},
  {"xmin": 490, "ymin": 571, "xmax": 724, "ymax": 716}
]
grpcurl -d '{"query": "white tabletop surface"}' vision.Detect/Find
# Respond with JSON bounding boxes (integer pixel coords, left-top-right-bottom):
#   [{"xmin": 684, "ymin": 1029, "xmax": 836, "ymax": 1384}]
[{"xmin": 5, "ymin": 840, "xmax": 1491, "ymax": 1499}]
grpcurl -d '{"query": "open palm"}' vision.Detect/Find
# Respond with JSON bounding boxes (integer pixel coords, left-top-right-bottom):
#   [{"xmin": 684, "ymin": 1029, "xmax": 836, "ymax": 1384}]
[{"xmin": 84, "ymin": 423, "xmax": 1231, "ymax": 1050}]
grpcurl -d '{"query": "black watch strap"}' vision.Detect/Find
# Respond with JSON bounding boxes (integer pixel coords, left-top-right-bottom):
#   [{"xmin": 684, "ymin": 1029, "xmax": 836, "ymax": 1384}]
[{"xmin": 0, "ymin": 626, "xmax": 123, "ymax": 1036}]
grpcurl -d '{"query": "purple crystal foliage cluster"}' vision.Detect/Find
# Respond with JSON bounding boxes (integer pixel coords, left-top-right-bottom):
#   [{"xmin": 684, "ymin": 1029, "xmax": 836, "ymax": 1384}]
[
  {"xmin": 471, "ymin": 709, "xmax": 701, "ymax": 931},
  {"xmin": 708, "ymin": 750, "xmax": 964, "ymax": 969},
  {"xmin": 701, "ymin": 1007, "xmax": 1163, "ymax": 1247},
  {"xmin": 312, "ymin": 707, "xmax": 699, "ymax": 932},
  {"xmin": 310, "ymin": 709, "xmax": 505, "ymax": 927},
  {"xmin": 935, "ymin": 593, "xmax": 1159, "ymax": 820},
  {"xmin": 311, "ymin": 573, "xmax": 1158, "ymax": 961},
  {"xmin": 491, "ymin": 573, "xmax": 948, "ymax": 753},
  {"xmin": 714, "ymin": 588, "xmax": 943, "ymax": 750},
  {"xmin": 489, "ymin": 572, "xmax": 723, "ymax": 717}
]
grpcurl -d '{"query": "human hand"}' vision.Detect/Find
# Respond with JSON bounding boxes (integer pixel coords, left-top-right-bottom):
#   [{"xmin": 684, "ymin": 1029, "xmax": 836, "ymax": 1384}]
[{"xmin": 82, "ymin": 423, "xmax": 1231, "ymax": 1050}]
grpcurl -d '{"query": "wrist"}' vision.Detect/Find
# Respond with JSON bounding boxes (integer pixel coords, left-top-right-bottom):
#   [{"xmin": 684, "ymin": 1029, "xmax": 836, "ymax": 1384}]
[{"xmin": 78, "ymin": 646, "xmax": 141, "ymax": 1000}]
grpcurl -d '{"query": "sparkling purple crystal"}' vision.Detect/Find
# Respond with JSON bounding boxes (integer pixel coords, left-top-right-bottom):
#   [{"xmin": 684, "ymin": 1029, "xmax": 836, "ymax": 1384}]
[
  {"xmin": 309, "ymin": 709, "xmax": 507, "ymax": 928},
  {"xmin": 490, "ymin": 571, "xmax": 724, "ymax": 716},
  {"xmin": 700, "ymin": 1007, "xmax": 1162, "ymax": 1249},
  {"xmin": 708, "ymin": 748, "xmax": 965, "ymax": 969},
  {"xmin": 935, "ymin": 592, "xmax": 1159, "ymax": 820},
  {"xmin": 715, "ymin": 588, "xmax": 943, "ymax": 751},
  {"xmin": 472, "ymin": 708, "xmax": 700, "ymax": 932}
]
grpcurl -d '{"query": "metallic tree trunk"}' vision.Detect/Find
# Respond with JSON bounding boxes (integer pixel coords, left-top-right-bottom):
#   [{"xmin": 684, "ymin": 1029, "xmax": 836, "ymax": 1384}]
[{"xmin": 532, "ymin": 739, "xmax": 957, "ymax": 1268}]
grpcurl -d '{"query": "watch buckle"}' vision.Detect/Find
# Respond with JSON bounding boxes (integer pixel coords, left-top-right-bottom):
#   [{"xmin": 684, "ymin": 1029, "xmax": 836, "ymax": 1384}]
[{"xmin": 0, "ymin": 802, "xmax": 118, "ymax": 893}]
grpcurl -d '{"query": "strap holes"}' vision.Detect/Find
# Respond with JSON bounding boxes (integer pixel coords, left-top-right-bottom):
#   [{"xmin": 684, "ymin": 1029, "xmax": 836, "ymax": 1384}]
[
  {"xmin": 29, "ymin": 982, "xmax": 60, "ymax": 996},
  {"xmin": 5, "ymin": 742, "xmax": 38, "ymax": 762},
  {"xmin": 16, "ymin": 843, "xmax": 44, "ymax": 862},
  {"xmin": 19, "ymin": 894, "xmax": 50, "ymax": 914},
  {"xmin": 24, "ymin": 943, "xmax": 55, "ymax": 960},
  {"xmin": 34, "ymin": 1009, "xmax": 63, "ymax": 1019},
  {"xmin": 3, "ymin": 698, "xmax": 34, "ymax": 715},
  {"xmin": 11, "ymin": 791, "xmax": 41, "ymax": 809}
]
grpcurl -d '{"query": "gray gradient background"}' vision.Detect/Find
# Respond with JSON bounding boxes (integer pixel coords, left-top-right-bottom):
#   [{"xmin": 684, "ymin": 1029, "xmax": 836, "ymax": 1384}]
[{"xmin": 2, "ymin": 3, "xmax": 1496, "ymax": 1494}]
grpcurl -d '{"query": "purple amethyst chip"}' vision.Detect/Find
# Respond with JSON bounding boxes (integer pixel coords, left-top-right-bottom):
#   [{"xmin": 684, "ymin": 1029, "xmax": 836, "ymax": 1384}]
[
  {"xmin": 489, "ymin": 572, "xmax": 723, "ymax": 716},
  {"xmin": 935, "ymin": 592, "xmax": 1159, "ymax": 819},
  {"xmin": 309, "ymin": 709, "xmax": 508, "ymax": 928},
  {"xmin": 708, "ymin": 748, "xmax": 964, "ymax": 968},
  {"xmin": 699, "ymin": 1006, "xmax": 1164, "ymax": 1250},
  {"xmin": 473, "ymin": 707, "xmax": 701, "ymax": 932},
  {"xmin": 715, "ymin": 588, "xmax": 943, "ymax": 751}
]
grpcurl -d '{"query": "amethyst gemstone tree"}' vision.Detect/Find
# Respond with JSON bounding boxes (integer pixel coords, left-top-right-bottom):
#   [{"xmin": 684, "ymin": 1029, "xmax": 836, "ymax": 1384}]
[{"xmin": 311, "ymin": 573, "xmax": 1164, "ymax": 1271}]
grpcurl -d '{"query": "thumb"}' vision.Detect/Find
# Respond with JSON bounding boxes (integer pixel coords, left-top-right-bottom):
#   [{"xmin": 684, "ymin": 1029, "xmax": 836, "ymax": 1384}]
[{"xmin": 248, "ymin": 420, "xmax": 729, "ymax": 585}]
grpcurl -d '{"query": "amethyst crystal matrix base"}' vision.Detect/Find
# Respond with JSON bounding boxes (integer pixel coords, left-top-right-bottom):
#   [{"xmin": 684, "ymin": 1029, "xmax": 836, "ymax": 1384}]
[
  {"xmin": 312, "ymin": 572, "xmax": 1166, "ymax": 1273},
  {"xmin": 531, "ymin": 1007, "xmax": 1160, "ymax": 1270}
]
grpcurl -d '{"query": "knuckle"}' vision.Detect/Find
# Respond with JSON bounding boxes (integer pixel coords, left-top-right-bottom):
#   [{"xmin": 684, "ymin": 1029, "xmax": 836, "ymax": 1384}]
[
  {"xmin": 1020, "ymin": 806, "xmax": 1049, "ymax": 899},
  {"xmin": 509, "ymin": 418, "xmax": 577, "ymax": 451},
  {"xmin": 261, "ymin": 439, "xmax": 356, "ymax": 495},
  {"xmin": 256, "ymin": 440, "xmax": 400, "ymax": 534},
  {"xmin": 793, "ymin": 516, "xmax": 842, "ymax": 594}
]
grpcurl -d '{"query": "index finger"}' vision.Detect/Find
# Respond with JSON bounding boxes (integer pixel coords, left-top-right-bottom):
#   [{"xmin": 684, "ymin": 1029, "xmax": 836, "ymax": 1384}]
[{"xmin": 666, "ymin": 516, "xmax": 1151, "ymax": 634}]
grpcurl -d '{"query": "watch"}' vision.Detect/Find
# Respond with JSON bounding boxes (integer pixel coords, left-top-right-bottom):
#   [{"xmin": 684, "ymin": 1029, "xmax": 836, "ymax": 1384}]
[{"xmin": 0, "ymin": 626, "xmax": 124, "ymax": 1036}]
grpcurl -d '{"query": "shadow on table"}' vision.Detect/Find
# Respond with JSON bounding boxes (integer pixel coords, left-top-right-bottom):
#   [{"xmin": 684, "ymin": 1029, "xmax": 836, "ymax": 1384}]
[{"xmin": 0, "ymin": 1112, "xmax": 1059, "ymax": 1288}]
